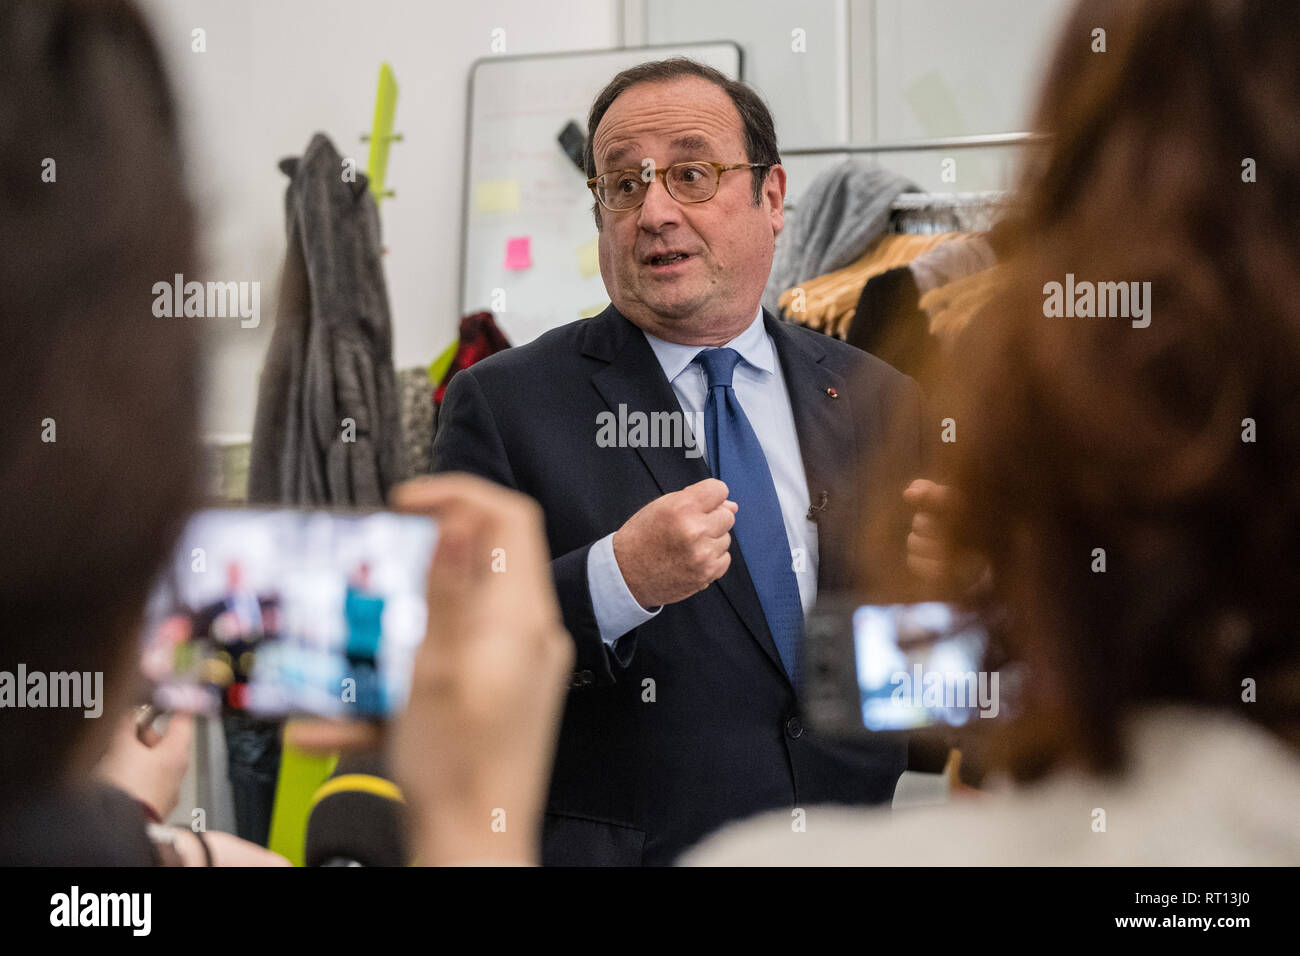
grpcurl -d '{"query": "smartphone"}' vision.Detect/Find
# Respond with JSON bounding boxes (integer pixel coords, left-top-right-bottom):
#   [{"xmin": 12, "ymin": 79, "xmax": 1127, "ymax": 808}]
[
  {"xmin": 803, "ymin": 598, "xmax": 1004, "ymax": 737},
  {"xmin": 140, "ymin": 507, "xmax": 437, "ymax": 719}
]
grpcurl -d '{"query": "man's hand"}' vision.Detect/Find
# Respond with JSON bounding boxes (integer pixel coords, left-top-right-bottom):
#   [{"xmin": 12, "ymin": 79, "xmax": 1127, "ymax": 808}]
[
  {"xmin": 903, "ymin": 479, "xmax": 955, "ymax": 582},
  {"xmin": 903, "ymin": 479, "xmax": 990, "ymax": 591},
  {"xmin": 612, "ymin": 478, "xmax": 737, "ymax": 608},
  {"xmin": 388, "ymin": 474, "xmax": 574, "ymax": 866}
]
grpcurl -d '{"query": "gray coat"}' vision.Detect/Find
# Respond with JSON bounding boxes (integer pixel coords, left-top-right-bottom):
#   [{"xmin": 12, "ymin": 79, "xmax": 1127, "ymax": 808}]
[
  {"xmin": 763, "ymin": 160, "xmax": 915, "ymax": 315},
  {"xmin": 248, "ymin": 133, "xmax": 400, "ymax": 508}
]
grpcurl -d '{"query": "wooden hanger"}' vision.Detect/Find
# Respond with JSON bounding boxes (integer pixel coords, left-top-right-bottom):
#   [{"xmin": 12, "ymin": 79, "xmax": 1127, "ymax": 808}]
[
  {"xmin": 920, "ymin": 263, "xmax": 1006, "ymax": 345},
  {"xmin": 779, "ymin": 233, "xmax": 958, "ymax": 338}
]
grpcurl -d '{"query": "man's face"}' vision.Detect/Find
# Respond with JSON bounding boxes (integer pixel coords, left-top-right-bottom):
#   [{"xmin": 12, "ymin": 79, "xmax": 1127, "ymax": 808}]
[{"xmin": 592, "ymin": 76, "xmax": 786, "ymax": 345}]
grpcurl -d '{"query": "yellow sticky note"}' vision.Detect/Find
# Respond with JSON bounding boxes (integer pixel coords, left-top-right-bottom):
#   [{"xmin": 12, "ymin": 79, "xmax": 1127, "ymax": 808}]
[
  {"xmin": 579, "ymin": 302, "xmax": 608, "ymax": 319},
  {"xmin": 576, "ymin": 237, "xmax": 600, "ymax": 279},
  {"xmin": 474, "ymin": 180, "xmax": 520, "ymax": 213}
]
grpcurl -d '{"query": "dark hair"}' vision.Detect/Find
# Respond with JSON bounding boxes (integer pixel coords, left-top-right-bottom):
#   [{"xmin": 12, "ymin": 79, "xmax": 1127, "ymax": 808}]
[
  {"xmin": 0, "ymin": 0, "xmax": 199, "ymax": 796},
  {"xmin": 584, "ymin": 57, "xmax": 780, "ymax": 226},
  {"xmin": 923, "ymin": 0, "xmax": 1300, "ymax": 780}
]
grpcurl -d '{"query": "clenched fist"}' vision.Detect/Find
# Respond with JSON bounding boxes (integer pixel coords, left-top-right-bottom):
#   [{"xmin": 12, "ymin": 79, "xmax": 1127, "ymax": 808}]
[
  {"xmin": 612, "ymin": 478, "xmax": 737, "ymax": 609},
  {"xmin": 903, "ymin": 478, "xmax": 990, "ymax": 593}
]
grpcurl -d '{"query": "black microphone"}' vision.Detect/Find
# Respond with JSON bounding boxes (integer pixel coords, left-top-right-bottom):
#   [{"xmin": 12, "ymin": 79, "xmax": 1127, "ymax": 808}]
[{"xmin": 304, "ymin": 753, "xmax": 409, "ymax": 867}]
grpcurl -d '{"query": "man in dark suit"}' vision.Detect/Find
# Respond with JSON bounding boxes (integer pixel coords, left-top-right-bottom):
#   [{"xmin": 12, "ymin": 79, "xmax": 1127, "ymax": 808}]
[{"xmin": 432, "ymin": 59, "xmax": 928, "ymax": 865}]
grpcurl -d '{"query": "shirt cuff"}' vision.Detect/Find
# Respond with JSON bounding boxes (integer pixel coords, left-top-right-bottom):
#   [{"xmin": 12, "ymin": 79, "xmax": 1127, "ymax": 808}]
[{"xmin": 587, "ymin": 532, "xmax": 662, "ymax": 647}]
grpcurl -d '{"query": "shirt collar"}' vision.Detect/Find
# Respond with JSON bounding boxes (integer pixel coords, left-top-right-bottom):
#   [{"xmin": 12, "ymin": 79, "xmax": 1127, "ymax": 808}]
[{"xmin": 641, "ymin": 306, "xmax": 773, "ymax": 384}]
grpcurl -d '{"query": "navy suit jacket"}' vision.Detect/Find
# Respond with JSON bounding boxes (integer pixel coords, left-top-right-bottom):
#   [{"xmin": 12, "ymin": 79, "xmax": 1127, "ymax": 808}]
[{"xmin": 430, "ymin": 305, "xmax": 926, "ymax": 865}]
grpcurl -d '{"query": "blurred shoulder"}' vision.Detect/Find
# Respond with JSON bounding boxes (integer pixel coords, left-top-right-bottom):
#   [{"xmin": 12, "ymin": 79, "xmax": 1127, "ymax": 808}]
[{"xmin": 680, "ymin": 708, "xmax": 1300, "ymax": 866}]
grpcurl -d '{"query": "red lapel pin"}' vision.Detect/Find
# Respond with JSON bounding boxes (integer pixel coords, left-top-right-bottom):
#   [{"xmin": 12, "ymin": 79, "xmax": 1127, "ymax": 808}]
[{"xmin": 825, "ymin": 387, "xmax": 838, "ymax": 399}]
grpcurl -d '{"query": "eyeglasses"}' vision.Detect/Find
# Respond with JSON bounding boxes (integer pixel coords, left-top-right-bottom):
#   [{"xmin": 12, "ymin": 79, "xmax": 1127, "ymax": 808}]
[{"xmin": 587, "ymin": 161, "xmax": 770, "ymax": 212}]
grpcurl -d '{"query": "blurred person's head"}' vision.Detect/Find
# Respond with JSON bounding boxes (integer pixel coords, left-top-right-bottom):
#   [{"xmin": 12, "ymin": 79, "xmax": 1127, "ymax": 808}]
[
  {"xmin": 904, "ymin": 0, "xmax": 1300, "ymax": 779},
  {"xmin": 0, "ymin": 0, "xmax": 199, "ymax": 800},
  {"xmin": 584, "ymin": 58, "xmax": 787, "ymax": 346}
]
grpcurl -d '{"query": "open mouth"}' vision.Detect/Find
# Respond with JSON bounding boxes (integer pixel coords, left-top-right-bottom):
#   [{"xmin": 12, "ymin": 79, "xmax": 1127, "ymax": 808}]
[{"xmin": 647, "ymin": 252, "xmax": 691, "ymax": 267}]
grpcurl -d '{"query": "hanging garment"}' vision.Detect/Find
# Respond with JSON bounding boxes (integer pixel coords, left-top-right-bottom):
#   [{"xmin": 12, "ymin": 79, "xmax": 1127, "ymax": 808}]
[
  {"xmin": 907, "ymin": 232, "xmax": 998, "ymax": 296},
  {"xmin": 890, "ymin": 193, "xmax": 1007, "ymax": 235},
  {"xmin": 762, "ymin": 161, "xmax": 915, "ymax": 314},
  {"xmin": 248, "ymin": 133, "xmax": 401, "ymax": 509},
  {"xmin": 433, "ymin": 311, "xmax": 511, "ymax": 405},
  {"xmin": 843, "ymin": 233, "xmax": 1002, "ymax": 376},
  {"xmin": 844, "ymin": 266, "xmax": 931, "ymax": 377},
  {"xmin": 778, "ymin": 232, "xmax": 956, "ymax": 337},
  {"xmin": 920, "ymin": 265, "xmax": 1008, "ymax": 345}
]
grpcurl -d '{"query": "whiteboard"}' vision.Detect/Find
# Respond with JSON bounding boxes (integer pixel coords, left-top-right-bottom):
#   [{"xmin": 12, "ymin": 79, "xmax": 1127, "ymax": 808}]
[{"xmin": 460, "ymin": 42, "xmax": 743, "ymax": 346}]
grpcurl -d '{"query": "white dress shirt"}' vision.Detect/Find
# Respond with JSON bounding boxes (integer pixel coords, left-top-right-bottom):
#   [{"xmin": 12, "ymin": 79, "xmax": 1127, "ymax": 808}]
[{"xmin": 587, "ymin": 307, "xmax": 819, "ymax": 647}]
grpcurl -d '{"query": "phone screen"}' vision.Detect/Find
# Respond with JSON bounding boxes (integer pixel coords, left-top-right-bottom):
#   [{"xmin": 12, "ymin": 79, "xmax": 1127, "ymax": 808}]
[
  {"xmin": 853, "ymin": 602, "xmax": 993, "ymax": 731},
  {"xmin": 140, "ymin": 508, "xmax": 437, "ymax": 719}
]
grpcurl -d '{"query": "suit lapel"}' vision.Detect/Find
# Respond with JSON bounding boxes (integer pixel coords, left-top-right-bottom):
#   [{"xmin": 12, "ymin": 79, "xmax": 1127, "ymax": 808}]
[
  {"xmin": 765, "ymin": 311, "xmax": 860, "ymax": 593},
  {"xmin": 586, "ymin": 307, "xmax": 711, "ymax": 496}
]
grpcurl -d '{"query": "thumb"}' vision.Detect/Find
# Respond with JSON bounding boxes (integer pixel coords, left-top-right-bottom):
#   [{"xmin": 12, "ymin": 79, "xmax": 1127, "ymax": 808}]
[
  {"xmin": 904, "ymin": 479, "xmax": 951, "ymax": 511},
  {"xmin": 684, "ymin": 477, "xmax": 730, "ymax": 511}
]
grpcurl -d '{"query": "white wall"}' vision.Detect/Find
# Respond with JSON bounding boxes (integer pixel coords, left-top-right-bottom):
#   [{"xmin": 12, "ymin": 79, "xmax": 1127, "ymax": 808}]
[
  {"xmin": 137, "ymin": 0, "xmax": 620, "ymax": 438},
  {"xmin": 870, "ymin": 0, "xmax": 1075, "ymax": 191},
  {"xmin": 641, "ymin": 0, "xmax": 1076, "ymax": 199},
  {"xmin": 136, "ymin": 0, "xmax": 1076, "ymax": 438}
]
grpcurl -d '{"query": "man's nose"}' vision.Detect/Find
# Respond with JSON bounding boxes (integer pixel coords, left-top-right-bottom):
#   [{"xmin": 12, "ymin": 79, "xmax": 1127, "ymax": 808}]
[{"xmin": 637, "ymin": 176, "xmax": 680, "ymax": 231}]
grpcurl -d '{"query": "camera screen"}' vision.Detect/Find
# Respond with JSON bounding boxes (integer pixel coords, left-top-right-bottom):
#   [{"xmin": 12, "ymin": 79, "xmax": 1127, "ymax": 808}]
[
  {"xmin": 853, "ymin": 602, "xmax": 994, "ymax": 731},
  {"xmin": 141, "ymin": 508, "xmax": 437, "ymax": 719}
]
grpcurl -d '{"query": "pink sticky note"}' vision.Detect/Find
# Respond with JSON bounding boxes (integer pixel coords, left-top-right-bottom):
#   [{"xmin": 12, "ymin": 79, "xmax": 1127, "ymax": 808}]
[{"xmin": 505, "ymin": 236, "xmax": 532, "ymax": 270}]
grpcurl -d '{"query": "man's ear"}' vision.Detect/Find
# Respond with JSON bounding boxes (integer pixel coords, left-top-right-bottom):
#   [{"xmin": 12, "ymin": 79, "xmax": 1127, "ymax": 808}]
[{"xmin": 765, "ymin": 164, "xmax": 787, "ymax": 237}]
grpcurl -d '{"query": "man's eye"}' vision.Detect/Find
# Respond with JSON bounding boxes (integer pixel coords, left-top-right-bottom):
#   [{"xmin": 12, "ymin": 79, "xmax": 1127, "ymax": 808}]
[
  {"xmin": 616, "ymin": 176, "xmax": 639, "ymax": 194},
  {"xmin": 679, "ymin": 166, "xmax": 705, "ymax": 182}
]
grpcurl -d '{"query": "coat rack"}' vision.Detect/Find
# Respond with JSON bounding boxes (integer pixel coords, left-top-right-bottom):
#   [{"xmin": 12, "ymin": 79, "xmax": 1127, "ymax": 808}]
[
  {"xmin": 781, "ymin": 131, "xmax": 1042, "ymax": 157},
  {"xmin": 780, "ymin": 132, "xmax": 1040, "ymax": 216},
  {"xmin": 362, "ymin": 63, "xmax": 401, "ymax": 206}
]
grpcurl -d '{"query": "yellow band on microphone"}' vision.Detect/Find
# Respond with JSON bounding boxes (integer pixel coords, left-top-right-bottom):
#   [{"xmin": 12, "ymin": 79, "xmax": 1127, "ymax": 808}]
[{"xmin": 311, "ymin": 773, "xmax": 405, "ymax": 808}]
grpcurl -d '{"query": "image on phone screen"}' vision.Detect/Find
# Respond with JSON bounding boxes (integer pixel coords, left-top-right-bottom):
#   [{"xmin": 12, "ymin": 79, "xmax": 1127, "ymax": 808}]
[
  {"xmin": 140, "ymin": 508, "xmax": 437, "ymax": 719},
  {"xmin": 855, "ymin": 602, "xmax": 991, "ymax": 731}
]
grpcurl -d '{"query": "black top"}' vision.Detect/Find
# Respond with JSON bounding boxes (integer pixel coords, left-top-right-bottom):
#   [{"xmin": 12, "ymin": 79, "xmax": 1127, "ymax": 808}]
[
  {"xmin": 845, "ymin": 266, "xmax": 931, "ymax": 378},
  {"xmin": 0, "ymin": 784, "xmax": 159, "ymax": 866}
]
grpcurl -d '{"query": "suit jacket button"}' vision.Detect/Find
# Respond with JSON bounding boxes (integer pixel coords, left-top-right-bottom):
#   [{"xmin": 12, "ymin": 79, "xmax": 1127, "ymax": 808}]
[{"xmin": 785, "ymin": 716, "xmax": 804, "ymax": 739}]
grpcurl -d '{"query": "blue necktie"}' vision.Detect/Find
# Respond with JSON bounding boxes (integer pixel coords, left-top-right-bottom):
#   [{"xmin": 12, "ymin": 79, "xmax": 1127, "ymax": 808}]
[{"xmin": 695, "ymin": 348, "xmax": 804, "ymax": 685}]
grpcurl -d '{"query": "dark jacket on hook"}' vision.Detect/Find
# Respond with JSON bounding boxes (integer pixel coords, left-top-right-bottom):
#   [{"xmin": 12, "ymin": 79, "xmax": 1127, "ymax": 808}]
[{"xmin": 249, "ymin": 132, "xmax": 400, "ymax": 508}]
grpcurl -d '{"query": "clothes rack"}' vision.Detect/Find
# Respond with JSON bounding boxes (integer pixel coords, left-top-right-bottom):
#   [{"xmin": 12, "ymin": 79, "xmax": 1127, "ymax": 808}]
[
  {"xmin": 889, "ymin": 191, "xmax": 1007, "ymax": 233},
  {"xmin": 780, "ymin": 131, "xmax": 1041, "ymax": 157}
]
